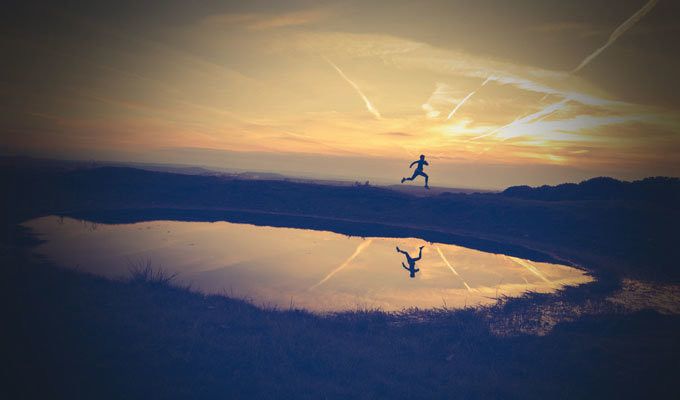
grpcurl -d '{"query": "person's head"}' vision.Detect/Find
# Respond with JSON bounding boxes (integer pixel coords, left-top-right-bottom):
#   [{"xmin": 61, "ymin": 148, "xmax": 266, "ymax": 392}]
[
  {"xmin": 409, "ymin": 269, "xmax": 416, "ymax": 278},
  {"xmin": 419, "ymin": 154, "xmax": 425, "ymax": 160}
]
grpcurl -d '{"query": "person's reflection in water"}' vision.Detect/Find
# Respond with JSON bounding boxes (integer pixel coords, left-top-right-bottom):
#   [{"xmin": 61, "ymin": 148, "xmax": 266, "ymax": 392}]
[{"xmin": 396, "ymin": 245, "xmax": 424, "ymax": 278}]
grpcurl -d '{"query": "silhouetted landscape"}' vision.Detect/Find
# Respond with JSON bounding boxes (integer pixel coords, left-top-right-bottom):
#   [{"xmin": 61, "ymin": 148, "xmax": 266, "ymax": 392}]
[
  {"xmin": 4, "ymin": 1, "xmax": 680, "ymax": 396},
  {"xmin": 3, "ymin": 161, "xmax": 679, "ymax": 398},
  {"xmin": 5, "ymin": 164, "xmax": 678, "ymax": 280}
]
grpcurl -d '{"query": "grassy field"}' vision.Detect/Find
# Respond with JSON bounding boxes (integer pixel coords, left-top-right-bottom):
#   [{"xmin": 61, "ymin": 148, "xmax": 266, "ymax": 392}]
[
  {"xmin": 4, "ymin": 240, "xmax": 678, "ymax": 399},
  {"xmin": 3, "ymin": 164, "xmax": 679, "ymax": 398}
]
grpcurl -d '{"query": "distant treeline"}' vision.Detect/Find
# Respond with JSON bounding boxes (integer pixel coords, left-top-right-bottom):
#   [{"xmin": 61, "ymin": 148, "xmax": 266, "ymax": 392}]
[{"xmin": 502, "ymin": 176, "xmax": 680, "ymax": 203}]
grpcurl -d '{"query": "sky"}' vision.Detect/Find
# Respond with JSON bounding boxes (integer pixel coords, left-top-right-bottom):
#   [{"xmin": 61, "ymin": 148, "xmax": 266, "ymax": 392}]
[{"xmin": 1, "ymin": 0, "xmax": 679, "ymax": 189}]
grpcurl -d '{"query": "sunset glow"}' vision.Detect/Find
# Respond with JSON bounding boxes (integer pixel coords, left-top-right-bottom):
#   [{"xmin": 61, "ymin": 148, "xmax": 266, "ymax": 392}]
[{"xmin": 2, "ymin": 1, "xmax": 678, "ymax": 188}]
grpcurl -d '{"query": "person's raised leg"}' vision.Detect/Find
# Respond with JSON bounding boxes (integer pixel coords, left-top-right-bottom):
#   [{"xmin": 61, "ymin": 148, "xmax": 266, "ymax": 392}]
[{"xmin": 405, "ymin": 170, "xmax": 419, "ymax": 182}]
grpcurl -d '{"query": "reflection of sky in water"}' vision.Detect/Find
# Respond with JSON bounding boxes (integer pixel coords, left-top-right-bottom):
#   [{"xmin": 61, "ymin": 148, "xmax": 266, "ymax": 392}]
[{"xmin": 24, "ymin": 216, "xmax": 593, "ymax": 312}]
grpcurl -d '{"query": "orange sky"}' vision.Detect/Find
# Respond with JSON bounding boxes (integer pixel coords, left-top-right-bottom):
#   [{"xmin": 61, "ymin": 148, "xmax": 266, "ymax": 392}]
[{"xmin": 1, "ymin": 1, "xmax": 679, "ymax": 188}]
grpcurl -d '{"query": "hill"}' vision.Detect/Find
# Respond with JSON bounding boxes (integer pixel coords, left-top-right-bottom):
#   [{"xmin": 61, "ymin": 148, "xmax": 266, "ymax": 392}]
[
  {"xmin": 3, "ymin": 165, "xmax": 679, "ymax": 281},
  {"xmin": 502, "ymin": 176, "xmax": 680, "ymax": 203}
]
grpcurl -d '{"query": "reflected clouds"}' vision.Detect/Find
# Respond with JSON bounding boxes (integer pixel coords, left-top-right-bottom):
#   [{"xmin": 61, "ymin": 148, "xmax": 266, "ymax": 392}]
[{"xmin": 23, "ymin": 216, "xmax": 593, "ymax": 312}]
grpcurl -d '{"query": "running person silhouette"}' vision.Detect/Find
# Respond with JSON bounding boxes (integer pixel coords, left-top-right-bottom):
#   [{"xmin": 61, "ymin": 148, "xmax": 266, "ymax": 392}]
[
  {"xmin": 396, "ymin": 245, "xmax": 424, "ymax": 278},
  {"xmin": 401, "ymin": 155, "xmax": 430, "ymax": 189}
]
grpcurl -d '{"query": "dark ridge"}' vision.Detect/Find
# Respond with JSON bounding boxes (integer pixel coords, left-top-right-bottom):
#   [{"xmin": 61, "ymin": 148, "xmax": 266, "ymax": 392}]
[
  {"xmin": 4, "ymin": 165, "xmax": 679, "ymax": 281},
  {"xmin": 502, "ymin": 176, "xmax": 680, "ymax": 203}
]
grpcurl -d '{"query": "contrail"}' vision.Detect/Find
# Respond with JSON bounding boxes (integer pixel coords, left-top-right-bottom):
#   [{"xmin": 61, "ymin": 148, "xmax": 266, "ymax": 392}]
[
  {"xmin": 324, "ymin": 57, "xmax": 382, "ymax": 119},
  {"xmin": 497, "ymin": 98, "xmax": 571, "ymax": 141},
  {"xmin": 309, "ymin": 239, "xmax": 373, "ymax": 290},
  {"xmin": 572, "ymin": 0, "xmax": 658, "ymax": 73},
  {"xmin": 435, "ymin": 246, "xmax": 473, "ymax": 292},
  {"xmin": 468, "ymin": 98, "xmax": 569, "ymax": 141},
  {"xmin": 507, "ymin": 256, "xmax": 553, "ymax": 285},
  {"xmin": 474, "ymin": 1, "xmax": 657, "ymax": 141},
  {"xmin": 447, "ymin": 76, "xmax": 492, "ymax": 120}
]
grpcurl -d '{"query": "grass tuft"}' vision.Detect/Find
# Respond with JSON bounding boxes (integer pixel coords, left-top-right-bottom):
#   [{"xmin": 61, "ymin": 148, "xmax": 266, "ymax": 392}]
[{"xmin": 127, "ymin": 259, "xmax": 178, "ymax": 286}]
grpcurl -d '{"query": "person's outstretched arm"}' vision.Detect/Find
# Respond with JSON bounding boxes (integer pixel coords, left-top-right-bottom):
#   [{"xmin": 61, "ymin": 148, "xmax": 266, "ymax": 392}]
[
  {"xmin": 402, "ymin": 262, "xmax": 409, "ymax": 271},
  {"xmin": 423, "ymin": 160, "xmax": 429, "ymax": 165},
  {"xmin": 409, "ymin": 160, "xmax": 418, "ymax": 168}
]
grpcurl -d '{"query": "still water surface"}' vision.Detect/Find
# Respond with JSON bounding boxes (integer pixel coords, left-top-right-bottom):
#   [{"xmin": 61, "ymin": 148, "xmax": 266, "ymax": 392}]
[{"xmin": 24, "ymin": 216, "xmax": 593, "ymax": 312}]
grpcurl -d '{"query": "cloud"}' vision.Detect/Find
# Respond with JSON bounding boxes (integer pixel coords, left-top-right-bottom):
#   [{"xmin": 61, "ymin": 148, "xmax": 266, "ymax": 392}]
[
  {"xmin": 203, "ymin": 8, "xmax": 330, "ymax": 31},
  {"xmin": 528, "ymin": 21, "xmax": 602, "ymax": 38},
  {"xmin": 469, "ymin": 98, "xmax": 571, "ymax": 141},
  {"xmin": 297, "ymin": 31, "xmax": 619, "ymax": 110},
  {"xmin": 421, "ymin": 83, "xmax": 454, "ymax": 119},
  {"xmin": 380, "ymin": 131, "xmax": 415, "ymax": 137},
  {"xmin": 471, "ymin": 0, "xmax": 659, "ymax": 143}
]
